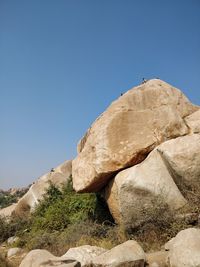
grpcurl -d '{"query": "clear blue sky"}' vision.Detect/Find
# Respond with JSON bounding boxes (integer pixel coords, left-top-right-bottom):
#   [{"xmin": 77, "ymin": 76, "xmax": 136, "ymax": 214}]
[{"xmin": 0, "ymin": 0, "xmax": 199, "ymax": 189}]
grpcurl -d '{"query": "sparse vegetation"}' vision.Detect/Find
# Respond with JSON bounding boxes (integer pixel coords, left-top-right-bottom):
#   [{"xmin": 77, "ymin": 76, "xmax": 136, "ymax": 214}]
[{"xmin": 1, "ymin": 177, "xmax": 200, "ymax": 257}]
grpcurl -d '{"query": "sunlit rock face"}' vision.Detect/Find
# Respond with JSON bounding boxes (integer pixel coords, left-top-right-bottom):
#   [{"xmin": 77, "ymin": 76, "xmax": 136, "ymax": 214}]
[
  {"xmin": 105, "ymin": 134, "xmax": 200, "ymax": 227},
  {"xmin": 72, "ymin": 79, "xmax": 198, "ymax": 193}
]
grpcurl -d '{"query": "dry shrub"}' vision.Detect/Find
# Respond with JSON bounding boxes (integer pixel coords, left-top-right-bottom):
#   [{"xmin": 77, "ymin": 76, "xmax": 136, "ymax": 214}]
[{"xmin": 124, "ymin": 195, "xmax": 189, "ymax": 252}]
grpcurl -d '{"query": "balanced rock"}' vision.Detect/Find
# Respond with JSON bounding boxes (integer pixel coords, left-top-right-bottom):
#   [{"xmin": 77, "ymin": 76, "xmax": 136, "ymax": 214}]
[
  {"xmin": 62, "ymin": 245, "xmax": 107, "ymax": 266},
  {"xmin": 72, "ymin": 79, "xmax": 198, "ymax": 192},
  {"xmin": 165, "ymin": 228, "xmax": 200, "ymax": 267},
  {"xmin": 91, "ymin": 240, "xmax": 145, "ymax": 267},
  {"xmin": 19, "ymin": 249, "xmax": 80, "ymax": 267},
  {"xmin": 105, "ymin": 142, "xmax": 187, "ymax": 226},
  {"xmin": 0, "ymin": 160, "xmax": 72, "ymax": 217}
]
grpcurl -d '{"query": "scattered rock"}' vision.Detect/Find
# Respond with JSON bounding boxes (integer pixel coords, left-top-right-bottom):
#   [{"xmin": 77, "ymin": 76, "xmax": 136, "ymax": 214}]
[
  {"xmin": 165, "ymin": 228, "xmax": 200, "ymax": 267},
  {"xmin": 91, "ymin": 240, "xmax": 145, "ymax": 267},
  {"xmin": 7, "ymin": 247, "xmax": 22, "ymax": 258},
  {"xmin": 72, "ymin": 79, "xmax": 197, "ymax": 192},
  {"xmin": 62, "ymin": 245, "xmax": 107, "ymax": 266},
  {"xmin": 19, "ymin": 249, "xmax": 80, "ymax": 267}
]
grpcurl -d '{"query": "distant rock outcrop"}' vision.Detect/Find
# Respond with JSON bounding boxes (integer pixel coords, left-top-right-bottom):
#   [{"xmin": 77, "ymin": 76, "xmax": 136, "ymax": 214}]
[
  {"xmin": 72, "ymin": 79, "xmax": 198, "ymax": 193},
  {"xmin": 0, "ymin": 160, "xmax": 72, "ymax": 217}
]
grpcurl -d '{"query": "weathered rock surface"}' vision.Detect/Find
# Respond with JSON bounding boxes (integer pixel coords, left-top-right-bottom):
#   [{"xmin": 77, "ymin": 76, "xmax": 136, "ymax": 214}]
[
  {"xmin": 185, "ymin": 109, "xmax": 200, "ymax": 134},
  {"xmin": 0, "ymin": 160, "xmax": 72, "ymax": 217},
  {"xmin": 105, "ymin": 134, "xmax": 200, "ymax": 226},
  {"xmin": 19, "ymin": 249, "xmax": 80, "ymax": 267},
  {"xmin": 62, "ymin": 245, "xmax": 107, "ymax": 266},
  {"xmin": 0, "ymin": 203, "xmax": 17, "ymax": 217},
  {"xmin": 146, "ymin": 251, "xmax": 168, "ymax": 267},
  {"xmin": 105, "ymin": 146, "xmax": 187, "ymax": 225},
  {"xmin": 165, "ymin": 228, "xmax": 200, "ymax": 267},
  {"xmin": 91, "ymin": 240, "xmax": 145, "ymax": 267},
  {"xmin": 72, "ymin": 79, "xmax": 198, "ymax": 192},
  {"xmin": 157, "ymin": 134, "xmax": 200, "ymax": 184}
]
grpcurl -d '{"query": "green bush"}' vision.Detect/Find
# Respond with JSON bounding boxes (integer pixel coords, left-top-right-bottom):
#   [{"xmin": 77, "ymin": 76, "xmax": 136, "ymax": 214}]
[
  {"xmin": 0, "ymin": 215, "xmax": 30, "ymax": 244},
  {"xmin": 30, "ymin": 181, "xmax": 106, "ymax": 232},
  {"xmin": 11, "ymin": 180, "xmax": 114, "ymax": 254}
]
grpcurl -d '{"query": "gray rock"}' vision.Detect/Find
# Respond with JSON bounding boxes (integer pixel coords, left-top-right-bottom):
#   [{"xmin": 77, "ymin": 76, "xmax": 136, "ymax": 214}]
[
  {"xmin": 165, "ymin": 228, "xmax": 200, "ymax": 267},
  {"xmin": 19, "ymin": 249, "xmax": 80, "ymax": 267},
  {"xmin": 91, "ymin": 240, "xmax": 145, "ymax": 267},
  {"xmin": 62, "ymin": 245, "xmax": 107, "ymax": 266}
]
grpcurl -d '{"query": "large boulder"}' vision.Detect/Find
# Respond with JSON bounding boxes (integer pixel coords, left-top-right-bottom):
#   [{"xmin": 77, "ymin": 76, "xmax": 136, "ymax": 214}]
[
  {"xmin": 105, "ymin": 134, "xmax": 200, "ymax": 226},
  {"xmin": 157, "ymin": 134, "xmax": 200, "ymax": 185},
  {"xmin": 91, "ymin": 240, "xmax": 145, "ymax": 267},
  {"xmin": 0, "ymin": 160, "xmax": 72, "ymax": 217},
  {"xmin": 165, "ymin": 228, "xmax": 200, "ymax": 267},
  {"xmin": 105, "ymin": 144, "xmax": 187, "ymax": 226},
  {"xmin": 72, "ymin": 79, "xmax": 198, "ymax": 192},
  {"xmin": 19, "ymin": 249, "xmax": 80, "ymax": 267},
  {"xmin": 185, "ymin": 109, "xmax": 200, "ymax": 134},
  {"xmin": 62, "ymin": 245, "xmax": 107, "ymax": 266}
]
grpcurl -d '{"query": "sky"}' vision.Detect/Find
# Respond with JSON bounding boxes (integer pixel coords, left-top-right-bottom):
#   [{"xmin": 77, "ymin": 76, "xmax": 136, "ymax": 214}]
[{"xmin": 0, "ymin": 0, "xmax": 200, "ymax": 189}]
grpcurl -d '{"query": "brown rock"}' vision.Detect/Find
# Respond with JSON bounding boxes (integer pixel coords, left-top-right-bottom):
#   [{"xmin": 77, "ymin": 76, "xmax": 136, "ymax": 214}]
[{"xmin": 72, "ymin": 79, "xmax": 198, "ymax": 192}]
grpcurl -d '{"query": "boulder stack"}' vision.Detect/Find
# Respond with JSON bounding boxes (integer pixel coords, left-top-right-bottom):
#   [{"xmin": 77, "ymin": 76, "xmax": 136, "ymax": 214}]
[{"xmin": 72, "ymin": 79, "xmax": 198, "ymax": 193}]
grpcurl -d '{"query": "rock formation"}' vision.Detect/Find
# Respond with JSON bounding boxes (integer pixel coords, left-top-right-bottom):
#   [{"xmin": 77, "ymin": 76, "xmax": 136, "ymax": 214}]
[
  {"xmin": 72, "ymin": 79, "xmax": 198, "ymax": 192},
  {"xmin": 0, "ymin": 160, "xmax": 72, "ymax": 217},
  {"xmin": 105, "ymin": 134, "xmax": 200, "ymax": 226}
]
